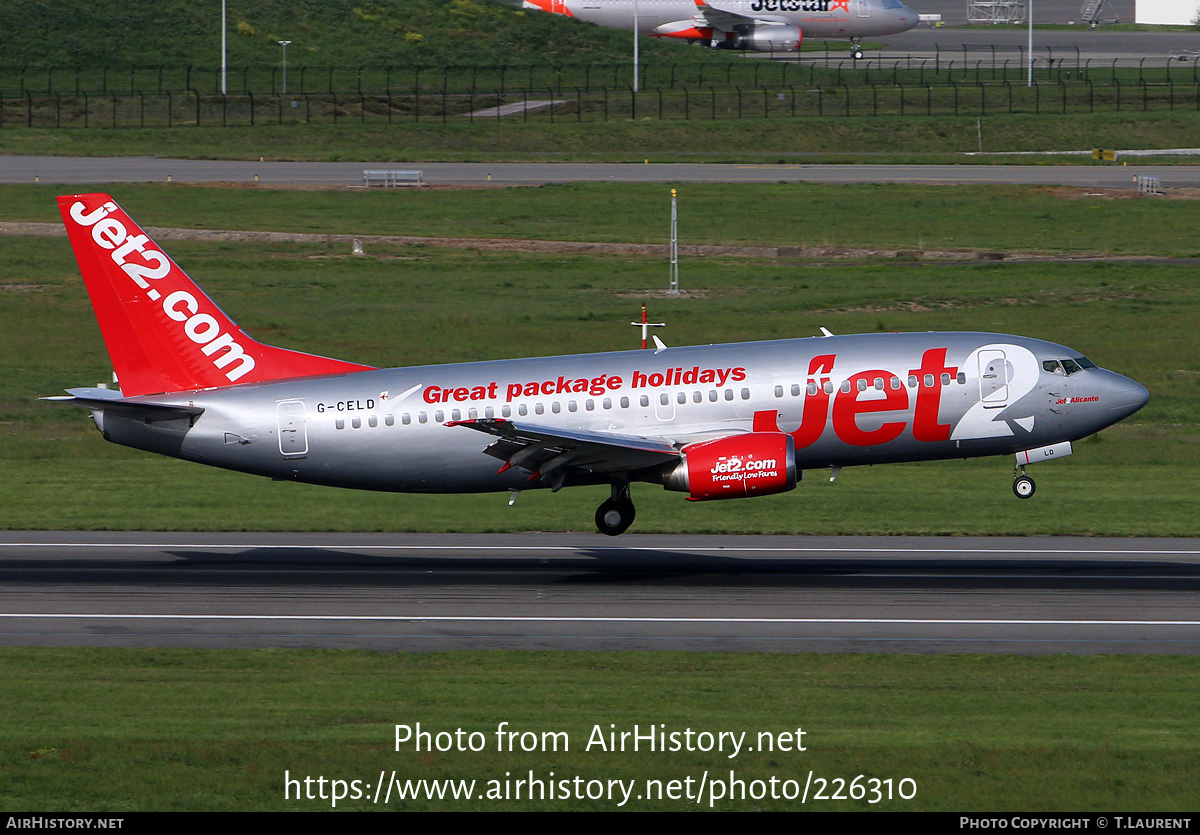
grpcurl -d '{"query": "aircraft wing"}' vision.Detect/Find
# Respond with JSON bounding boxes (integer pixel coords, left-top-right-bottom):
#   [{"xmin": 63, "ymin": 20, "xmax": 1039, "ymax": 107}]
[
  {"xmin": 447, "ymin": 418, "xmax": 680, "ymax": 485},
  {"xmin": 42, "ymin": 387, "xmax": 204, "ymax": 423}
]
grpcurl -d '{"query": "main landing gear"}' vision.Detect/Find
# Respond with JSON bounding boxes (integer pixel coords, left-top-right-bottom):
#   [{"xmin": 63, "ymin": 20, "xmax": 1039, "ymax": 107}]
[
  {"xmin": 596, "ymin": 482, "xmax": 636, "ymax": 536},
  {"xmin": 1013, "ymin": 465, "xmax": 1036, "ymax": 499}
]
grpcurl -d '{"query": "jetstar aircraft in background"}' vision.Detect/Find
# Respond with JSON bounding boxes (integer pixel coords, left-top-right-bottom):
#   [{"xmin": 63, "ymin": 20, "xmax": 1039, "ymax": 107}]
[
  {"xmin": 506, "ymin": 0, "xmax": 919, "ymax": 58},
  {"xmin": 49, "ymin": 194, "xmax": 1148, "ymax": 536}
]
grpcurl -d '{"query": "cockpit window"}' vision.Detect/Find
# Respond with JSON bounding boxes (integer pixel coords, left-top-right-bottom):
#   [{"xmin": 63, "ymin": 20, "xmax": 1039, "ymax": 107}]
[{"xmin": 1045, "ymin": 357, "xmax": 1094, "ymax": 375}]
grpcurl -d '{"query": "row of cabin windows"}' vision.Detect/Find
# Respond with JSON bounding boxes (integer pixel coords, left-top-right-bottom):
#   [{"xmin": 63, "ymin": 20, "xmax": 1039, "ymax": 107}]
[
  {"xmin": 773, "ymin": 372, "xmax": 967, "ymax": 398},
  {"xmin": 332, "ymin": 386, "xmax": 755, "ymax": 430}
]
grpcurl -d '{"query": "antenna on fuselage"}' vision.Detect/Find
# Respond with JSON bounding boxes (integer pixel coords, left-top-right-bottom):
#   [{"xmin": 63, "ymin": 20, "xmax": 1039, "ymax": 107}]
[{"xmin": 631, "ymin": 303, "xmax": 666, "ymax": 349}]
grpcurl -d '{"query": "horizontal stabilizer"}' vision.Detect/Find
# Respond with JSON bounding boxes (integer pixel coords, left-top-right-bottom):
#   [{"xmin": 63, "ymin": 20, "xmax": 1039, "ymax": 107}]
[{"xmin": 43, "ymin": 387, "xmax": 204, "ymax": 423}]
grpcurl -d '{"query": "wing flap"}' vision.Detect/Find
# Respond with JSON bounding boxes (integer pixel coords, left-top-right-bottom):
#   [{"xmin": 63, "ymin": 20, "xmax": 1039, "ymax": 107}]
[{"xmin": 447, "ymin": 418, "xmax": 680, "ymax": 478}]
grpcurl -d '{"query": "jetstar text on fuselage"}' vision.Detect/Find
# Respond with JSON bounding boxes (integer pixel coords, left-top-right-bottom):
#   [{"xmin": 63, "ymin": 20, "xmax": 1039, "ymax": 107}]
[
  {"xmin": 67, "ymin": 200, "xmax": 256, "ymax": 383},
  {"xmin": 750, "ymin": 0, "xmax": 838, "ymax": 11}
]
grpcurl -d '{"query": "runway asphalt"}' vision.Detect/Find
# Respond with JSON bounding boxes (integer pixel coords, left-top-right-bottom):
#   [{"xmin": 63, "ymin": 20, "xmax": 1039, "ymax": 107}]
[{"xmin": 2, "ymin": 533, "xmax": 1198, "ymax": 654}]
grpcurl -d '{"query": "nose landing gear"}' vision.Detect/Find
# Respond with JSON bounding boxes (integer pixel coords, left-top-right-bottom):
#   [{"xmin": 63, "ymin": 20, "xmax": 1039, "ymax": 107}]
[
  {"xmin": 850, "ymin": 38, "xmax": 864, "ymax": 59},
  {"xmin": 596, "ymin": 482, "xmax": 636, "ymax": 536},
  {"xmin": 1013, "ymin": 465, "xmax": 1036, "ymax": 499}
]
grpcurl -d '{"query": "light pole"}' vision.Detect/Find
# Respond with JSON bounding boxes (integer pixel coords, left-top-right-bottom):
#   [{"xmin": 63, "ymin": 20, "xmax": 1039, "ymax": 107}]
[
  {"xmin": 220, "ymin": 0, "xmax": 227, "ymax": 95},
  {"xmin": 633, "ymin": 0, "xmax": 640, "ymax": 93},
  {"xmin": 278, "ymin": 40, "xmax": 292, "ymax": 95},
  {"xmin": 1027, "ymin": 0, "xmax": 1033, "ymax": 87}
]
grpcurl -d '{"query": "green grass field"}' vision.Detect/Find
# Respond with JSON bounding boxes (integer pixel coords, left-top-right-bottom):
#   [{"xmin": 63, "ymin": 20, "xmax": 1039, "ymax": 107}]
[
  {"xmin": 2, "ymin": 111, "xmax": 1199, "ymax": 162},
  {"xmin": 2, "ymin": 650, "xmax": 1198, "ymax": 811}
]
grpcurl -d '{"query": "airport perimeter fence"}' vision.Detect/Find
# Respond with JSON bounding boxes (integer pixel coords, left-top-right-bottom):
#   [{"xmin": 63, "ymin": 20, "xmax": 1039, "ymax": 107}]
[
  {"xmin": 2, "ymin": 54, "xmax": 1199, "ymax": 98},
  {"xmin": 3, "ymin": 56, "xmax": 1199, "ymax": 128},
  {"xmin": 1, "ymin": 78, "xmax": 1197, "ymax": 128}
]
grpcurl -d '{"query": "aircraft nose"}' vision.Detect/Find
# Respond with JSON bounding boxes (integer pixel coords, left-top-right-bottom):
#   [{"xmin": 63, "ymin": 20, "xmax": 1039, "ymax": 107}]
[
  {"xmin": 1111, "ymin": 377, "xmax": 1149, "ymax": 416},
  {"xmin": 1099, "ymin": 371, "xmax": 1149, "ymax": 421},
  {"xmin": 892, "ymin": 4, "xmax": 919, "ymax": 31}
]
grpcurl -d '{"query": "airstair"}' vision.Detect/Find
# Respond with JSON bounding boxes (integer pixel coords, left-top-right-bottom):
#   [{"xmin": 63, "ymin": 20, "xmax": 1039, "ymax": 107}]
[{"xmin": 1080, "ymin": 0, "xmax": 1106, "ymax": 24}]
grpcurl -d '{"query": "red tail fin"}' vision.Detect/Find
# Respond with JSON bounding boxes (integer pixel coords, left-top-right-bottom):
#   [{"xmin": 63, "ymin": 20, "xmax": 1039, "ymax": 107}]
[{"xmin": 58, "ymin": 193, "xmax": 372, "ymax": 397}]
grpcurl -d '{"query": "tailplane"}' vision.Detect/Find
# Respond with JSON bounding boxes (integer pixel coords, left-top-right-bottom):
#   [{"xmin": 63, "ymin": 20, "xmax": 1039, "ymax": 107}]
[{"xmin": 58, "ymin": 193, "xmax": 373, "ymax": 397}]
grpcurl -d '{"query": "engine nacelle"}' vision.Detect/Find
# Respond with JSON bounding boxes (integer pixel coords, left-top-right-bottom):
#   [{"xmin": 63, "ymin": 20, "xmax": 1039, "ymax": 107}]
[
  {"xmin": 653, "ymin": 20, "xmax": 716, "ymax": 40},
  {"xmin": 664, "ymin": 433, "xmax": 798, "ymax": 501},
  {"xmin": 724, "ymin": 23, "xmax": 802, "ymax": 52}
]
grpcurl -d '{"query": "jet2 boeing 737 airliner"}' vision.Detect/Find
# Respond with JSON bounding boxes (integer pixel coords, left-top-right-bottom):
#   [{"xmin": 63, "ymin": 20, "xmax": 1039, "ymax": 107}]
[{"xmin": 48, "ymin": 194, "xmax": 1148, "ymax": 535}]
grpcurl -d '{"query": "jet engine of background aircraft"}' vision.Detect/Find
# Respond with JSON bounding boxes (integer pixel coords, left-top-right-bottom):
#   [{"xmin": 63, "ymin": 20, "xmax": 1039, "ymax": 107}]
[{"xmin": 722, "ymin": 23, "xmax": 803, "ymax": 52}]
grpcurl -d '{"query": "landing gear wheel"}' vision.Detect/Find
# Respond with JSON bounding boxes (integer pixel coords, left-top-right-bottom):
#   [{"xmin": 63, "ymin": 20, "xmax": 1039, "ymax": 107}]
[
  {"xmin": 851, "ymin": 47, "xmax": 864, "ymax": 59},
  {"xmin": 1013, "ymin": 475, "xmax": 1036, "ymax": 499},
  {"xmin": 595, "ymin": 498, "xmax": 636, "ymax": 536}
]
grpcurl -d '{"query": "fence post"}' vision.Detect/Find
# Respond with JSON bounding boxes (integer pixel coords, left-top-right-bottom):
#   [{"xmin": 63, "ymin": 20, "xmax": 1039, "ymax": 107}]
[
  {"xmin": 111, "ymin": 92, "xmax": 117, "ymax": 129},
  {"xmin": 899, "ymin": 82, "xmax": 905, "ymax": 115},
  {"xmin": 139, "ymin": 90, "xmax": 144, "ymax": 128},
  {"xmin": 684, "ymin": 85, "xmax": 689, "ymax": 120},
  {"xmin": 26, "ymin": 90, "xmax": 32, "ymax": 128},
  {"xmin": 167, "ymin": 90, "xmax": 172, "ymax": 128},
  {"xmin": 630, "ymin": 85, "xmax": 636, "ymax": 120},
  {"xmin": 1114, "ymin": 78, "xmax": 1121, "ymax": 111},
  {"xmin": 249, "ymin": 91, "xmax": 255, "ymax": 126}
]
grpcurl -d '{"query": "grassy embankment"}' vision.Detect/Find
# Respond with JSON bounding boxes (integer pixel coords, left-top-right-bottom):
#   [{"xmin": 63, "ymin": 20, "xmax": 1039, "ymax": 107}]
[
  {"xmin": 2, "ymin": 112, "xmax": 1199, "ymax": 163},
  {"xmin": 2, "ymin": 650, "xmax": 1198, "ymax": 811},
  {"xmin": 1, "ymin": 182, "xmax": 1196, "ymax": 534}
]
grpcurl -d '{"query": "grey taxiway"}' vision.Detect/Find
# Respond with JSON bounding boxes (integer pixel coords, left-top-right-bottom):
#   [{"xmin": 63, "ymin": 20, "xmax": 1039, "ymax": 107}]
[
  {"xmin": 2, "ymin": 533, "xmax": 1198, "ymax": 654},
  {"xmin": 4, "ymin": 156, "xmax": 1200, "ymax": 188}
]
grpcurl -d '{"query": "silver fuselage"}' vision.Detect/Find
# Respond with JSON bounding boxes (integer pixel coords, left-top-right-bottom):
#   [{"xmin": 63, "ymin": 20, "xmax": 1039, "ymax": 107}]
[{"xmin": 95, "ymin": 332, "xmax": 1148, "ymax": 495}]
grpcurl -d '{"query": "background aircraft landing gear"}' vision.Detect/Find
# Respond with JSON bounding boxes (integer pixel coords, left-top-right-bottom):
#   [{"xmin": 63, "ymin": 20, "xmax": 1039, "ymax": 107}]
[
  {"xmin": 596, "ymin": 482, "xmax": 636, "ymax": 536},
  {"xmin": 1013, "ymin": 466, "xmax": 1036, "ymax": 499}
]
